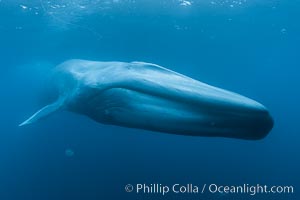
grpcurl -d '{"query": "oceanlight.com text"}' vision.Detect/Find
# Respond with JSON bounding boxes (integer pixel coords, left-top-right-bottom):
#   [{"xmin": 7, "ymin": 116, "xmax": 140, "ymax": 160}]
[{"xmin": 124, "ymin": 183, "xmax": 294, "ymax": 196}]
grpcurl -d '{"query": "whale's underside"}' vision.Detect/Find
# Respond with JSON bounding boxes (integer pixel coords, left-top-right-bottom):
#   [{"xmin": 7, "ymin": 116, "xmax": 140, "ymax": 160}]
[{"xmin": 20, "ymin": 60, "xmax": 273, "ymax": 140}]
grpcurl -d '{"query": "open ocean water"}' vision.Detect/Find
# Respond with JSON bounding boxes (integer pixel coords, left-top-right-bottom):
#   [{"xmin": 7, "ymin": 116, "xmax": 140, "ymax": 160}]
[{"xmin": 0, "ymin": 0, "xmax": 299, "ymax": 199}]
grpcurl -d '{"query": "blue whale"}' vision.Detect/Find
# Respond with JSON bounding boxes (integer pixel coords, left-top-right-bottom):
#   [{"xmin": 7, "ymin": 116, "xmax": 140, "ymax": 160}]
[{"xmin": 20, "ymin": 59, "xmax": 273, "ymax": 140}]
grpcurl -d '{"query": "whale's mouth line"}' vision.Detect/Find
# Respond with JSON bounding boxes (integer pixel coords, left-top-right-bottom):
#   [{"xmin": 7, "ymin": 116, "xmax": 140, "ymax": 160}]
[
  {"xmin": 79, "ymin": 87, "xmax": 273, "ymax": 140},
  {"xmin": 95, "ymin": 86, "xmax": 269, "ymax": 118},
  {"xmin": 82, "ymin": 86, "xmax": 270, "ymax": 123}
]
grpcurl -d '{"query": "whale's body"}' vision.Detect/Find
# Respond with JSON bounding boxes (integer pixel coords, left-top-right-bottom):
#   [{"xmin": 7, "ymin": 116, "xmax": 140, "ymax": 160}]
[{"xmin": 20, "ymin": 59, "xmax": 273, "ymax": 140}]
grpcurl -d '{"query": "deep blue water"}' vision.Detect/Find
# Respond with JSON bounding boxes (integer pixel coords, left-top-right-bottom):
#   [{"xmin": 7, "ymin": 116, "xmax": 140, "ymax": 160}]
[{"xmin": 0, "ymin": 0, "xmax": 299, "ymax": 199}]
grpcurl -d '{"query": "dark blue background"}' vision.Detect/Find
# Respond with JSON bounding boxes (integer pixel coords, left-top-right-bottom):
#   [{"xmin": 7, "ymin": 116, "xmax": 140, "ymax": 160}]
[{"xmin": 0, "ymin": 0, "xmax": 299, "ymax": 199}]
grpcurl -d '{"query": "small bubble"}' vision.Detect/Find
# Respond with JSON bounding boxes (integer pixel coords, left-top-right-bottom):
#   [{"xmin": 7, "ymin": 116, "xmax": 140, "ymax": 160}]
[
  {"xmin": 179, "ymin": 0, "xmax": 192, "ymax": 7},
  {"xmin": 65, "ymin": 149, "xmax": 74, "ymax": 157},
  {"xmin": 280, "ymin": 28, "xmax": 287, "ymax": 34},
  {"xmin": 20, "ymin": 5, "xmax": 28, "ymax": 10}
]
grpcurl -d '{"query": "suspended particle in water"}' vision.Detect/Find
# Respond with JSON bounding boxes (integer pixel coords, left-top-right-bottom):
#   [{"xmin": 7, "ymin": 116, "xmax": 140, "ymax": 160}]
[
  {"xmin": 280, "ymin": 28, "xmax": 287, "ymax": 34},
  {"xmin": 65, "ymin": 149, "xmax": 74, "ymax": 157},
  {"xmin": 179, "ymin": 0, "xmax": 192, "ymax": 7},
  {"xmin": 20, "ymin": 5, "xmax": 28, "ymax": 10}
]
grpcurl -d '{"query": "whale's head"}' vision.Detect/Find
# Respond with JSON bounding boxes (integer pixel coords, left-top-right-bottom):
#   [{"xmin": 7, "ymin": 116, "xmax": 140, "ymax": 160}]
[{"xmin": 198, "ymin": 92, "xmax": 274, "ymax": 140}]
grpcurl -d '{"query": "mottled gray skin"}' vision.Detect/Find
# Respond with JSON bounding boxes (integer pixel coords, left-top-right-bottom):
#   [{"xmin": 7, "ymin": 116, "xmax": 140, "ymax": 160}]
[{"xmin": 20, "ymin": 59, "xmax": 273, "ymax": 140}]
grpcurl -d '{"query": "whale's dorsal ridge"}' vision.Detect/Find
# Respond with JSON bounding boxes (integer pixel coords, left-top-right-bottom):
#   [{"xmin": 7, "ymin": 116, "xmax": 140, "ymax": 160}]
[{"xmin": 19, "ymin": 96, "xmax": 66, "ymax": 126}]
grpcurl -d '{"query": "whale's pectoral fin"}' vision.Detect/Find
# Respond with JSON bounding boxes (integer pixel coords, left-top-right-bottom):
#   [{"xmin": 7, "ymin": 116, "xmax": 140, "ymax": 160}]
[{"xmin": 19, "ymin": 96, "xmax": 65, "ymax": 126}]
